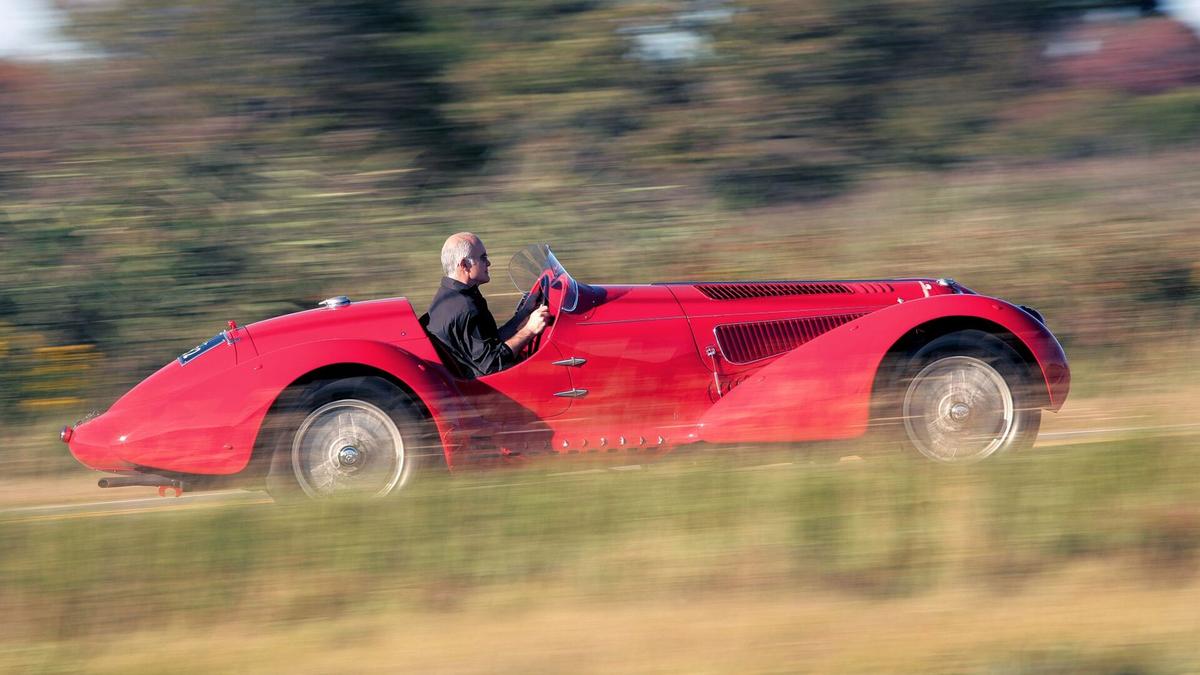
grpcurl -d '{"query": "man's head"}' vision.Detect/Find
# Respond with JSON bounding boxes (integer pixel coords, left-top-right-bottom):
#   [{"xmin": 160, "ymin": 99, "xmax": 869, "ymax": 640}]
[{"xmin": 441, "ymin": 232, "xmax": 491, "ymax": 286}]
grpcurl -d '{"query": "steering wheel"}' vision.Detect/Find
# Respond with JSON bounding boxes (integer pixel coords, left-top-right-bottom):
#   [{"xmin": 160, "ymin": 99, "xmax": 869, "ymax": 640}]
[
  {"xmin": 514, "ymin": 273, "xmax": 548, "ymax": 319},
  {"xmin": 516, "ymin": 274, "xmax": 551, "ymax": 361}
]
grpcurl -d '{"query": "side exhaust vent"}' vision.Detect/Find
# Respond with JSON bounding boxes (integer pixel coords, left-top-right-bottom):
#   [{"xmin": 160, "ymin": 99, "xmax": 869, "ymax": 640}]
[
  {"xmin": 695, "ymin": 282, "xmax": 853, "ymax": 300},
  {"xmin": 715, "ymin": 313, "xmax": 866, "ymax": 364}
]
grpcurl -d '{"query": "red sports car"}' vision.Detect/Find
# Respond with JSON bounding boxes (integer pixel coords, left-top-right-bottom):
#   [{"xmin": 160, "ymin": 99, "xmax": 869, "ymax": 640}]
[{"xmin": 62, "ymin": 244, "xmax": 1069, "ymax": 498}]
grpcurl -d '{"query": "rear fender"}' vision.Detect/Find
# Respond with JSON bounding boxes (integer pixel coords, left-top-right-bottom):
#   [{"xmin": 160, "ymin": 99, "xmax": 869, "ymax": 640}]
[
  {"xmin": 242, "ymin": 339, "xmax": 476, "ymax": 471},
  {"xmin": 116, "ymin": 339, "xmax": 469, "ymax": 474},
  {"xmin": 698, "ymin": 294, "xmax": 1069, "ymax": 444}
]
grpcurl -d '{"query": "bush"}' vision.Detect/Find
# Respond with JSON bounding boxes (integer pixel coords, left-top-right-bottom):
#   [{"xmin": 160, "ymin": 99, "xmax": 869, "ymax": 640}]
[{"xmin": 711, "ymin": 156, "xmax": 854, "ymax": 207}]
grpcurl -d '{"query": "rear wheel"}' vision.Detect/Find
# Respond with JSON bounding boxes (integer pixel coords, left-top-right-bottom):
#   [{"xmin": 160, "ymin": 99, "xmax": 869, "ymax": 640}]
[
  {"xmin": 892, "ymin": 330, "xmax": 1041, "ymax": 463},
  {"xmin": 265, "ymin": 376, "xmax": 437, "ymax": 500}
]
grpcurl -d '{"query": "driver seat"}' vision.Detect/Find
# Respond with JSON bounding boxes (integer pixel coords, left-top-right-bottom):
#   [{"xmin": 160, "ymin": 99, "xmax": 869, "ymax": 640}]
[{"xmin": 417, "ymin": 313, "xmax": 470, "ymax": 380}]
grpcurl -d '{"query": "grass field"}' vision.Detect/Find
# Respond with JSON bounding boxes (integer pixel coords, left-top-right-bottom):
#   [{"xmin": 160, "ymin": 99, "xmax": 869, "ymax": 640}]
[{"xmin": 3, "ymin": 433, "xmax": 1199, "ymax": 674}]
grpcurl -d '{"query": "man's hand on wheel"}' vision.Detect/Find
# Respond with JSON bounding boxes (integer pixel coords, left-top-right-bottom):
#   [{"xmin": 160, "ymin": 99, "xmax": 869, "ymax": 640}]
[
  {"xmin": 524, "ymin": 305, "xmax": 550, "ymax": 336},
  {"xmin": 504, "ymin": 305, "xmax": 550, "ymax": 355}
]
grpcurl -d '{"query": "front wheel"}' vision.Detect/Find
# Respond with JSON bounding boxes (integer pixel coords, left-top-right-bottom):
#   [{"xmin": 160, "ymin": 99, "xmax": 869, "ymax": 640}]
[
  {"xmin": 265, "ymin": 376, "xmax": 436, "ymax": 500},
  {"xmin": 896, "ymin": 331, "xmax": 1041, "ymax": 463}
]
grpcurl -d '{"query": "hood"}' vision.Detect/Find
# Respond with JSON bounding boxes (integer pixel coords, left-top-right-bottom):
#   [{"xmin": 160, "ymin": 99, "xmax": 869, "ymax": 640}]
[
  {"xmin": 662, "ymin": 278, "xmax": 970, "ymax": 370},
  {"xmin": 666, "ymin": 278, "xmax": 967, "ymax": 318}
]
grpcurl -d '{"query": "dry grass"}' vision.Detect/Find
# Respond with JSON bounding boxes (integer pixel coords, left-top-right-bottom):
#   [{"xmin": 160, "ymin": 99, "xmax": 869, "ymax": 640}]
[
  {"xmin": 8, "ymin": 560, "xmax": 1198, "ymax": 674},
  {"xmin": 3, "ymin": 434, "xmax": 1200, "ymax": 673}
]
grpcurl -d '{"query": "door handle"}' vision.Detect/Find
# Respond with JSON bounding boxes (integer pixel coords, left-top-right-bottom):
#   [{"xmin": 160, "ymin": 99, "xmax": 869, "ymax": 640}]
[
  {"xmin": 553, "ymin": 388, "xmax": 589, "ymax": 398},
  {"xmin": 552, "ymin": 357, "xmax": 587, "ymax": 367}
]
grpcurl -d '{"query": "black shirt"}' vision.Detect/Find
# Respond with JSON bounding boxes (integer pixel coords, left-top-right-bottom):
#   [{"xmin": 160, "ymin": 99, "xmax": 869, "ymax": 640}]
[{"xmin": 425, "ymin": 277, "xmax": 526, "ymax": 378}]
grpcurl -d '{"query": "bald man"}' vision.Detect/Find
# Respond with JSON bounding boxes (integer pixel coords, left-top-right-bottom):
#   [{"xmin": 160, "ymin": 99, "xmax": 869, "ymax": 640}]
[{"xmin": 425, "ymin": 233, "xmax": 550, "ymax": 378}]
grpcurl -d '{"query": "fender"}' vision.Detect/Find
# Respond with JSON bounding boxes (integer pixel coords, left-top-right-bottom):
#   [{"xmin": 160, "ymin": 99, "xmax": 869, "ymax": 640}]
[
  {"xmin": 90, "ymin": 339, "xmax": 470, "ymax": 475},
  {"xmin": 698, "ymin": 294, "xmax": 1069, "ymax": 444}
]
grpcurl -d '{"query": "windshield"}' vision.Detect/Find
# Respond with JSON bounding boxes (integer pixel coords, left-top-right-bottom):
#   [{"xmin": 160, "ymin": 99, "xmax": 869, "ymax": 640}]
[{"xmin": 508, "ymin": 244, "xmax": 579, "ymax": 312}]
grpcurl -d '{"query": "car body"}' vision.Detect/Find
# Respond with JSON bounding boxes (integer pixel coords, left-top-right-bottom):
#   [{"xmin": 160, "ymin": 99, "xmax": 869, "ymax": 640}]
[{"xmin": 63, "ymin": 244, "xmax": 1070, "ymax": 497}]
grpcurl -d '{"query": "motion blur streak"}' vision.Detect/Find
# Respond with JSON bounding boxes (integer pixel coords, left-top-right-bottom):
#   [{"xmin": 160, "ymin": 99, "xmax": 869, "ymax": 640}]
[{"xmin": 2, "ymin": 0, "xmax": 1199, "ymax": 672}]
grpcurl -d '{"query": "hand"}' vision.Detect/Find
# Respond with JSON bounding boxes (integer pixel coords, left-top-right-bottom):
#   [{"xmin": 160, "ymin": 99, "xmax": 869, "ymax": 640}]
[{"xmin": 523, "ymin": 305, "xmax": 550, "ymax": 336}]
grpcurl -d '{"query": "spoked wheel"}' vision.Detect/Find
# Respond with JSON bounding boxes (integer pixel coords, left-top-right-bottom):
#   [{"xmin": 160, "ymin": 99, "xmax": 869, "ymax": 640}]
[
  {"xmin": 291, "ymin": 398, "xmax": 408, "ymax": 497},
  {"xmin": 895, "ymin": 330, "xmax": 1040, "ymax": 464},
  {"xmin": 265, "ymin": 376, "xmax": 437, "ymax": 500}
]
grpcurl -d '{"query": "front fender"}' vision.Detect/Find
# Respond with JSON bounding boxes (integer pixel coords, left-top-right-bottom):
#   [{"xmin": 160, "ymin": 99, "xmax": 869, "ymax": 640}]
[
  {"xmin": 698, "ymin": 294, "xmax": 1069, "ymax": 444},
  {"xmin": 80, "ymin": 339, "xmax": 467, "ymax": 475}
]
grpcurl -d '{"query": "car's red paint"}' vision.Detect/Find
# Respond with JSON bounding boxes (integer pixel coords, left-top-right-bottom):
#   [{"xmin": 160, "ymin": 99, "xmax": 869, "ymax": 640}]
[
  {"xmin": 65, "ymin": 246, "xmax": 1070, "ymax": 485},
  {"xmin": 697, "ymin": 293, "xmax": 1069, "ymax": 444}
]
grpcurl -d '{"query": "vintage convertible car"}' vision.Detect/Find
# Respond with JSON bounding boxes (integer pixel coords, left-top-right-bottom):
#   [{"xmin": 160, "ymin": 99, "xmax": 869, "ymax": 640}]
[{"xmin": 62, "ymin": 244, "xmax": 1069, "ymax": 498}]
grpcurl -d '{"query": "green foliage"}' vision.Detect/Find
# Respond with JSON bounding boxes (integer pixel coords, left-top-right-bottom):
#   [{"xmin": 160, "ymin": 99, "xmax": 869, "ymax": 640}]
[
  {"xmin": 0, "ymin": 0, "xmax": 1196, "ymax": 433},
  {"xmin": 789, "ymin": 457, "xmax": 941, "ymax": 594},
  {"xmin": 982, "ymin": 88, "xmax": 1200, "ymax": 159},
  {"xmin": 981, "ymin": 645, "xmax": 1174, "ymax": 675},
  {"xmin": 1118, "ymin": 89, "xmax": 1200, "ymax": 148},
  {"xmin": 712, "ymin": 157, "xmax": 854, "ymax": 207}
]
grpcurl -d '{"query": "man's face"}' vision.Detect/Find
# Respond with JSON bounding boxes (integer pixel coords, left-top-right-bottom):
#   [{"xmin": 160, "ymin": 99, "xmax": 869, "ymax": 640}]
[{"xmin": 464, "ymin": 238, "xmax": 491, "ymax": 286}]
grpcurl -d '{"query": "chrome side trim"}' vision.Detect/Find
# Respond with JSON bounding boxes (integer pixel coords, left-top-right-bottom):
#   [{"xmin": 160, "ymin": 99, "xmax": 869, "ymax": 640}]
[
  {"xmin": 553, "ymin": 388, "xmax": 589, "ymax": 398},
  {"xmin": 552, "ymin": 357, "xmax": 587, "ymax": 367}
]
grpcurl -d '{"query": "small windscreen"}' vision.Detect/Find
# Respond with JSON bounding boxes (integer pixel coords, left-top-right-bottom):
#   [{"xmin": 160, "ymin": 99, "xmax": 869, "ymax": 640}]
[
  {"xmin": 178, "ymin": 332, "xmax": 228, "ymax": 366},
  {"xmin": 507, "ymin": 244, "xmax": 579, "ymax": 312}
]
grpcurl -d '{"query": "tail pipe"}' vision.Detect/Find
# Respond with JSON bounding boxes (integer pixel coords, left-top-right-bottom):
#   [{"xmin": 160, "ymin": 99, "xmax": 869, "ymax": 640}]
[{"xmin": 98, "ymin": 474, "xmax": 186, "ymax": 497}]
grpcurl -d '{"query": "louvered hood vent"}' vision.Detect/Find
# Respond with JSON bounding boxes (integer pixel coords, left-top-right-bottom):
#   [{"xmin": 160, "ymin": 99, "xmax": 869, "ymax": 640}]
[
  {"xmin": 715, "ymin": 313, "xmax": 866, "ymax": 365},
  {"xmin": 695, "ymin": 282, "xmax": 857, "ymax": 300},
  {"xmin": 851, "ymin": 282, "xmax": 896, "ymax": 294}
]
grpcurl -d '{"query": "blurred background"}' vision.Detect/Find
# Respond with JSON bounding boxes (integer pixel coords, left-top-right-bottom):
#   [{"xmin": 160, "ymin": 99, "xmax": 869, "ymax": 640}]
[{"xmin": 2, "ymin": 0, "xmax": 1199, "ymax": 672}]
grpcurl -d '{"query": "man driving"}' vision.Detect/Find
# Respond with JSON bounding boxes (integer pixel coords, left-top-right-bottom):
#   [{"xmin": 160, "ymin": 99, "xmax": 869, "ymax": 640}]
[{"xmin": 426, "ymin": 233, "xmax": 550, "ymax": 378}]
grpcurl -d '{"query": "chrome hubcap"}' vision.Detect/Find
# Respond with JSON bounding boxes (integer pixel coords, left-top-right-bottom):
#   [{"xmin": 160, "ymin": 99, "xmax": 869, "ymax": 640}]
[
  {"xmin": 903, "ymin": 356, "xmax": 1015, "ymax": 463},
  {"xmin": 291, "ymin": 399, "xmax": 405, "ymax": 497},
  {"xmin": 337, "ymin": 446, "xmax": 361, "ymax": 467}
]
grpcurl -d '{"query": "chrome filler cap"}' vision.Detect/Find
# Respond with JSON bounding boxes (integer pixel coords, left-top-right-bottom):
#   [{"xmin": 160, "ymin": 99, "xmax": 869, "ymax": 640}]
[{"xmin": 318, "ymin": 296, "xmax": 351, "ymax": 309}]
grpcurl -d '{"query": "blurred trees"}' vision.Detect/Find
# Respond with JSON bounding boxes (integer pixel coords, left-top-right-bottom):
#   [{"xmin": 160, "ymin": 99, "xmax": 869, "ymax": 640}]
[{"xmin": 0, "ymin": 0, "xmax": 1197, "ymax": 426}]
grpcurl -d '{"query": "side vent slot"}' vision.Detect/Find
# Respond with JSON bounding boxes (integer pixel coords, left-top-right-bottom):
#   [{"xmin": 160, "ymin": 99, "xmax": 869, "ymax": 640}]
[
  {"xmin": 695, "ymin": 282, "xmax": 854, "ymax": 300},
  {"xmin": 715, "ymin": 313, "xmax": 865, "ymax": 365}
]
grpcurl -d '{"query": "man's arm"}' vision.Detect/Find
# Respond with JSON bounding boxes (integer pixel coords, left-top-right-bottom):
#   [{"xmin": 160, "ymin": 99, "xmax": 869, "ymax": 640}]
[
  {"xmin": 498, "ymin": 302, "xmax": 535, "ymax": 341},
  {"xmin": 503, "ymin": 306, "xmax": 550, "ymax": 355}
]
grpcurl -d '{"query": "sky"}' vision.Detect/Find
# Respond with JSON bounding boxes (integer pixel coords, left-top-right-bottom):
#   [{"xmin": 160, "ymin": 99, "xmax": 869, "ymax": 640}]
[
  {"xmin": 2, "ymin": 0, "xmax": 1200, "ymax": 61},
  {"xmin": 0, "ymin": 0, "xmax": 86, "ymax": 60},
  {"xmin": 1163, "ymin": 0, "xmax": 1200, "ymax": 30}
]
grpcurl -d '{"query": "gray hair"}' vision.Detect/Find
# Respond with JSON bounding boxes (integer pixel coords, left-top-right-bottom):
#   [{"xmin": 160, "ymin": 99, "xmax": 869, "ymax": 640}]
[{"xmin": 441, "ymin": 232, "xmax": 478, "ymax": 277}]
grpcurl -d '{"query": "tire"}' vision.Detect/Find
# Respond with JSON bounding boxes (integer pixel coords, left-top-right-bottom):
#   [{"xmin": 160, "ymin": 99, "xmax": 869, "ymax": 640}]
[
  {"xmin": 264, "ymin": 376, "xmax": 438, "ymax": 500},
  {"xmin": 891, "ymin": 330, "xmax": 1041, "ymax": 464}
]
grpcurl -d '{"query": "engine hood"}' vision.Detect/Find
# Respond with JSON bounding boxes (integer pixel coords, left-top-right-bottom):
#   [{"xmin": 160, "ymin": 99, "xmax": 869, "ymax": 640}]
[
  {"xmin": 572, "ymin": 278, "xmax": 968, "ymax": 325},
  {"xmin": 665, "ymin": 278, "xmax": 966, "ymax": 319},
  {"xmin": 657, "ymin": 278, "xmax": 968, "ymax": 373}
]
